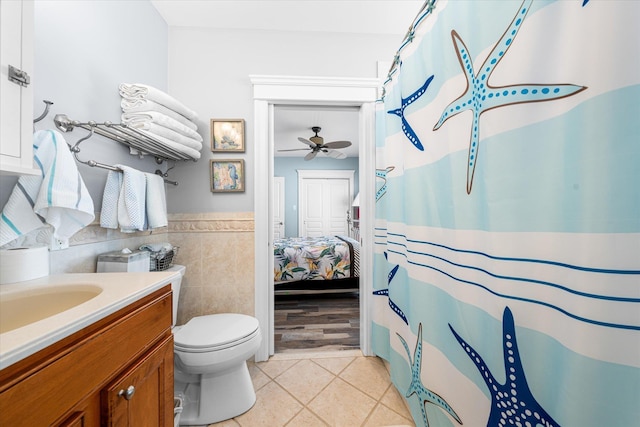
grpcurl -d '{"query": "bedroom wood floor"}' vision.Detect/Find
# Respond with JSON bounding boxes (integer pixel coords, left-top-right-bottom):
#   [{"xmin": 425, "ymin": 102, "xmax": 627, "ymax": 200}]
[{"xmin": 274, "ymin": 293, "xmax": 360, "ymax": 353}]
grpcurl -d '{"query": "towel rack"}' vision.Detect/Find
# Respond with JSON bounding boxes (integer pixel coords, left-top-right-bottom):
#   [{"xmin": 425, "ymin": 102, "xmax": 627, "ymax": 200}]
[
  {"xmin": 53, "ymin": 114, "xmax": 198, "ymax": 163},
  {"xmin": 55, "ymin": 114, "xmax": 178, "ymax": 185}
]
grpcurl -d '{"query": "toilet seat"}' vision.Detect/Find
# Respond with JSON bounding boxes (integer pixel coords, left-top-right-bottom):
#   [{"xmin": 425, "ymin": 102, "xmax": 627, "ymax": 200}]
[{"xmin": 174, "ymin": 313, "xmax": 260, "ymax": 353}]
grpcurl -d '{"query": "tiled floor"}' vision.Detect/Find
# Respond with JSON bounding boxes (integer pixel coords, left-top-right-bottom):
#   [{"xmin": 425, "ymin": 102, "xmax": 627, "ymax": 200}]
[{"xmin": 207, "ymin": 350, "xmax": 415, "ymax": 427}]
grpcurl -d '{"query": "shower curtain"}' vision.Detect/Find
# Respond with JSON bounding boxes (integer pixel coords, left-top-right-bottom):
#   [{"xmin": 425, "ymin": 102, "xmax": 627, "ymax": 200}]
[{"xmin": 372, "ymin": 1, "xmax": 639, "ymax": 426}]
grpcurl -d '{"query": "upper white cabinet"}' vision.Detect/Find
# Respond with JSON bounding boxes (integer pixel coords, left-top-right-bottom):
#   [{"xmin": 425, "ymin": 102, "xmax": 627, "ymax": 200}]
[{"xmin": 0, "ymin": 0, "xmax": 37, "ymax": 175}]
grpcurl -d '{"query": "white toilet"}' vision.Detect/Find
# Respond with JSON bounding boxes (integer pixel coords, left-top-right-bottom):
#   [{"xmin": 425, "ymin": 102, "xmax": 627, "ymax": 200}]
[{"xmin": 166, "ymin": 265, "xmax": 262, "ymax": 425}]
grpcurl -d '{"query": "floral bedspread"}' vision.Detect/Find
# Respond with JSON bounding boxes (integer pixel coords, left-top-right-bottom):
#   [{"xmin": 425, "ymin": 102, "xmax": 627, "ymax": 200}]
[{"xmin": 274, "ymin": 236, "xmax": 356, "ymax": 283}]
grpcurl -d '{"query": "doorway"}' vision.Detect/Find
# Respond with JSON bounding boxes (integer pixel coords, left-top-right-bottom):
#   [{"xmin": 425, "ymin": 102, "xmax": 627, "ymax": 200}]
[{"xmin": 251, "ymin": 75, "xmax": 379, "ymax": 361}]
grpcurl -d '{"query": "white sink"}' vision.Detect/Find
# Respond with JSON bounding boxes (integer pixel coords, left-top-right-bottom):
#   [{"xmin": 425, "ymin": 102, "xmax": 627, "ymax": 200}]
[{"xmin": 0, "ymin": 284, "xmax": 103, "ymax": 334}]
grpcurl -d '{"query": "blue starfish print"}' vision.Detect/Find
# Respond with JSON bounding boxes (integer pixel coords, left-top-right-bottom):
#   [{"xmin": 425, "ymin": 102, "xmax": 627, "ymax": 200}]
[
  {"xmin": 449, "ymin": 307, "xmax": 561, "ymax": 427},
  {"xmin": 398, "ymin": 323, "xmax": 462, "ymax": 426},
  {"xmin": 373, "ymin": 252, "xmax": 407, "ymax": 324},
  {"xmin": 388, "ymin": 75, "xmax": 435, "ymax": 151},
  {"xmin": 375, "ymin": 166, "xmax": 395, "ymax": 202},
  {"xmin": 433, "ymin": 0, "xmax": 587, "ymax": 194}
]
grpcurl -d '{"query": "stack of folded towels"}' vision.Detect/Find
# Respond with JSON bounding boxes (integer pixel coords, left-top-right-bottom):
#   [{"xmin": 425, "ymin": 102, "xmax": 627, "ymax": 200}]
[{"xmin": 119, "ymin": 83, "xmax": 202, "ymax": 160}]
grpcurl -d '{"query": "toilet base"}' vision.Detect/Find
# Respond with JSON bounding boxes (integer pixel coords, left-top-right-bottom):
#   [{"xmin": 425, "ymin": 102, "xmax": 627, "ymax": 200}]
[{"xmin": 175, "ymin": 361, "xmax": 256, "ymax": 425}]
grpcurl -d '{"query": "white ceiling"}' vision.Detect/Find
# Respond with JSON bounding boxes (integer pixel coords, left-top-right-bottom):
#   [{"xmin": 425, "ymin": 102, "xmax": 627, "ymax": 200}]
[{"xmin": 151, "ymin": 1, "xmax": 424, "ymax": 158}]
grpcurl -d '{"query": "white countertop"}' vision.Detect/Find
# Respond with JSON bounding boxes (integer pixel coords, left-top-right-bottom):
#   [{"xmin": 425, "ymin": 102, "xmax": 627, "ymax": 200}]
[{"xmin": 0, "ymin": 271, "xmax": 179, "ymax": 370}]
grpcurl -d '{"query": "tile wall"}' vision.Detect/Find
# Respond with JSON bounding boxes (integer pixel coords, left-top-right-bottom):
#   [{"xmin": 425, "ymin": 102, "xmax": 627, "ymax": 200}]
[{"xmin": 47, "ymin": 212, "xmax": 255, "ymax": 327}]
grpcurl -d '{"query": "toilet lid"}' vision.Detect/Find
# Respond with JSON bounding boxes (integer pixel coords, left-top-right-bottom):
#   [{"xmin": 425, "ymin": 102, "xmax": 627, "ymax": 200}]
[{"xmin": 174, "ymin": 313, "xmax": 259, "ymax": 351}]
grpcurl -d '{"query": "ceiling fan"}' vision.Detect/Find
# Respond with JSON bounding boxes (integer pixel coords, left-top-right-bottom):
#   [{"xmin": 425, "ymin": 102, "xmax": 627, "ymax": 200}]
[{"xmin": 279, "ymin": 126, "xmax": 352, "ymax": 160}]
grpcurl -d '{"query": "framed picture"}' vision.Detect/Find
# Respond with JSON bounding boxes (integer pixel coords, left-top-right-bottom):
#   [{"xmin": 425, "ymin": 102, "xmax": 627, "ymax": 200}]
[
  {"xmin": 210, "ymin": 159, "xmax": 245, "ymax": 192},
  {"xmin": 211, "ymin": 119, "xmax": 245, "ymax": 152}
]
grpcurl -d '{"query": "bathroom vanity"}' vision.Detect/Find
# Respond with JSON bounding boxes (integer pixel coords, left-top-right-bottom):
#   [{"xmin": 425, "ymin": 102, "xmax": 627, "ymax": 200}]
[{"xmin": 0, "ymin": 272, "xmax": 177, "ymax": 426}]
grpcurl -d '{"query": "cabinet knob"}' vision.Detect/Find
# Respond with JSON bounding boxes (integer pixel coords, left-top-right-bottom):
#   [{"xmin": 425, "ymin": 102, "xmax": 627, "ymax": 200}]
[{"xmin": 118, "ymin": 385, "xmax": 136, "ymax": 400}]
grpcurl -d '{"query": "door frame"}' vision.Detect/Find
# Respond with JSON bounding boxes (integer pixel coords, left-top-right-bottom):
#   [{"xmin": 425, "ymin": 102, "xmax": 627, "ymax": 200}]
[
  {"xmin": 298, "ymin": 169, "xmax": 355, "ymax": 237},
  {"xmin": 273, "ymin": 176, "xmax": 285, "ymax": 238},
  {"xmin": 251, "ymin": 75, "xmax": 379, "ymax": 361}
]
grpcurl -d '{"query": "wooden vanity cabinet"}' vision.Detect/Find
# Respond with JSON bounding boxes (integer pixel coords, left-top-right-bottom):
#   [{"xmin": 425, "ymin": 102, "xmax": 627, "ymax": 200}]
[{"xmin": 0, "ymin": 285, "xmax": 175, "ymax": 427}]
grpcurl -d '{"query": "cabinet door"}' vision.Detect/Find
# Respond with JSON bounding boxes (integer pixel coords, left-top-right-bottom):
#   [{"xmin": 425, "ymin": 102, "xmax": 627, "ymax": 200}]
[
  {"xmin": 0, "ymin": 0, "xmax": 37, "ymax": 175},
  {"xmin": 102, "ymin": 336, "xmax": 174, "ymax": 427}
]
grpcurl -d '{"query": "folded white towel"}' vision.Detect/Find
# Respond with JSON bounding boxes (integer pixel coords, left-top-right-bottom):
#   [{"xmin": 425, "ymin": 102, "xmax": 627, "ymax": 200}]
[
  {"xmin": 121, "ymin": 98, "xmax": 197, "ymax": 131},
  {"xmin": 0, "ymin": 130, "xmax": 95, "ymax": 246},
  {"xmin": 133, "ymin": 129, "xmax": 202, "ymax": 160},
  {"xmin": 123, "ymin": 120, "xmax": 202, "ymax": 151},
  {"xmin": 144, "ymin": 173, "xmax": 167, "ymax": 229},
  {"xmin": 121, "ymin": 111, "xmax": 203, "ymax": 142},
  {"xmin": 119, "ymin": 83, "xmax": 198, "ymax": 121}
]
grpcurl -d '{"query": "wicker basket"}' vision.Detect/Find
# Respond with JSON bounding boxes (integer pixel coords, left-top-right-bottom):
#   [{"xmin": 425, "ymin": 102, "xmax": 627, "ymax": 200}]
[{"xmin": 149, "ymin": 247, "xmax": 179, "ymax": 271}]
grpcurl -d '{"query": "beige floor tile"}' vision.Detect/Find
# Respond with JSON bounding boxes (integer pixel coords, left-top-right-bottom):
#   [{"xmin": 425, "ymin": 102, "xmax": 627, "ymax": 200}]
[
  {"xmin": 379, "ymin": 384, "xmax": 412, "ymax": 419},
  {"xmin": 307, "ymin": 378, "xmax": 377, "ymax": 427},
  {"xmin": 234, "ymin": 381, "xmax": 302, "ymax": 427},
  {"xmin": 270, "ymin": 350, "xmax": 363, "ymax": 361},
  {"xmin": 207, "ymin": 419, "xmax": 240, "ymax": 427},
  {"xmin": 363, "ymin": 403, "xmax": 415, "ymax": 427},
  {"xmin": 256, "ymin": 358, "xmax": 300, "ymax": 379},
  {"xmin": 311, "ymin": 356, "xmax": 355, "ymax": 375},
  {"xmin": 247, "ymin": 362, "xmax": 271, "ymax": 391},
  {"xmin": 275, "ymin": 359, "xmax": 336, "ymax": 404},
  {"xmin": 284, "ymin": 408, "xmax": 328, "ymax": 427},
  {"xmin": 339, "ymin": 357, "xmax": 391, "ymax": 400}
]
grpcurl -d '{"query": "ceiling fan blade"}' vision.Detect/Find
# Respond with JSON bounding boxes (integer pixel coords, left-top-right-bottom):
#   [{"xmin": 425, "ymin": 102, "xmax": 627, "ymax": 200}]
[
  {"xmin": 323, "ymin": 140, "xmax": 352, "ymax": 149},
  {"xmin": 298, "ymin": 137, "xmax": 316, "ymax": 147},
  {"xmin": 278, "ymin": 148, "xmax": 311, "ymax": 152},
  {"xmin": 304, "ymin": 151, "xmax": 317, "ymax": 161},
  {"xmin": 325, "ymin": 149, "xmax": 347, "ymax": 160}
]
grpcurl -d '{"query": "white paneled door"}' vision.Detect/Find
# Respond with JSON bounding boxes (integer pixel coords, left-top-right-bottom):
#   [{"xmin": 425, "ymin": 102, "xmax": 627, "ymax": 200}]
[
  {"xmin": 298, "ymin": 170, "xmax": 354, "ymax": 237},
  {"xmin": 273, "ymin": 177, "xmax": 285, "ymax": 239}
]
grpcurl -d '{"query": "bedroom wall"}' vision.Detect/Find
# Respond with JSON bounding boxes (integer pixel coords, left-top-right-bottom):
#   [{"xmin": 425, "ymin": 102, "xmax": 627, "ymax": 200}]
[{"xmin": 275, "ymin": 157, "xmax": 360, "ymax": 238}]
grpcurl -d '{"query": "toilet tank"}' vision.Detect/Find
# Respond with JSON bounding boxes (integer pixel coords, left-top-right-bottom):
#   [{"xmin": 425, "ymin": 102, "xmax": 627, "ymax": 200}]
[{"xmin": 164, "ymin": 265, "xmax": 185, "ymax": 327}]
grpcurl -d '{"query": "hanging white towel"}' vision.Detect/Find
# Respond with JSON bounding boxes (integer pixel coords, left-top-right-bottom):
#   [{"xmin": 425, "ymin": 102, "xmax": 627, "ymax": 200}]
[
  {"xmin": 100, "ymin": 169, "xmax": 122, "ymax": 230},
  {"xmin": 144, "ymin": 173, "xmax": 167, "ymax": 229},
  {"xmin": 117, "ymin": 165, "xmax": 147, "ymax": 233},
  {"xmin": 119, "ymin": 83, "xmax": 199, "ymax": 121},
  {"xmin": 0, "ymin": 130, "xmax": 95, "ymax": 246}
]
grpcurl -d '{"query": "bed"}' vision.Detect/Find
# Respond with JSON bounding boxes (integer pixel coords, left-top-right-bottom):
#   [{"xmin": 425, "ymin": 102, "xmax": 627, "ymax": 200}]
[{"xmin": 273, "ymin": 235, "xmax": 360, "ymax": 295}]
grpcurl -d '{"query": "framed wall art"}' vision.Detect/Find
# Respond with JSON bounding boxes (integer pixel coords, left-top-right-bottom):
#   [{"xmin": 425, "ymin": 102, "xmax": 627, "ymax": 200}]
[
  {"xmin": 210, "ymin": 159, "xmax": 245, "ymax": 193},
  {"xmin": 211, "ymin": 119, "xmax": 245, "ymax": 152}
]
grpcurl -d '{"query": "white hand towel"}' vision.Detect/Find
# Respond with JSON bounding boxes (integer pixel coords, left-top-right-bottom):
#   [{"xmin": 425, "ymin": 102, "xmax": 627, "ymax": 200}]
[
  {"xmin": 100, "ymin": 169, "xmax": 122, "ymax": 229},
  {"xmin": 144, "ymin": 173, "xmax": 167, "ymax": 229},
  {"xmin": 121, "ymin": 98, "xmax": 197, "ymax": 131},
  {"xmin": 119, "ymin": 83, "xmax": 199, "ymax": 121},
  {"xmin": 116, "ymin": 165, "xmax": 147, "ymax": 233},
  {"xmin": 0, "ymin": 130, "xmax": 95, "ymax": 246},
  {"xmin": 121, "ymin": 111, "xmax": 203, "ymax": 142}
]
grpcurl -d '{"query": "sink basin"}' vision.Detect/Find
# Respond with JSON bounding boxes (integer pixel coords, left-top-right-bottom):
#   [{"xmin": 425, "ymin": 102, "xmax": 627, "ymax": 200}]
[{"xmin": 0, "ymin": 285, "xmax": 103, "ymax": 334}]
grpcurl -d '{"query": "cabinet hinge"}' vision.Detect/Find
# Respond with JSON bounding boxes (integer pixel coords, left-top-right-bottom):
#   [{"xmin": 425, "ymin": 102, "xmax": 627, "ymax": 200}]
[{"xmin": 8, "ymin": 65, "xmax": 30, "ymax": 87}]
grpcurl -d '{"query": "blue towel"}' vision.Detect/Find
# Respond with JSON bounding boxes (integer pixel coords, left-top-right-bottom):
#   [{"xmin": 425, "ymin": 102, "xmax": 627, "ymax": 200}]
[{"xmin": 0, "ymin": 130, "xmax": 95, "ymax": 246}]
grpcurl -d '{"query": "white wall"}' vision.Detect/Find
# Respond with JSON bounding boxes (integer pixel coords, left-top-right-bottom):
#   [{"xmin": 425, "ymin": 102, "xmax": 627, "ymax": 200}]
[
  {"xmin": 165, "ymin": 27, "xmax": 401, "ymax": 213},
  {"xmin": 0, "ymin": 0, "xmax": 168, "ymax": 212},
  {"xmin": 274, "ymin": 157, "xmax": 359, "ymax": 237}
]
